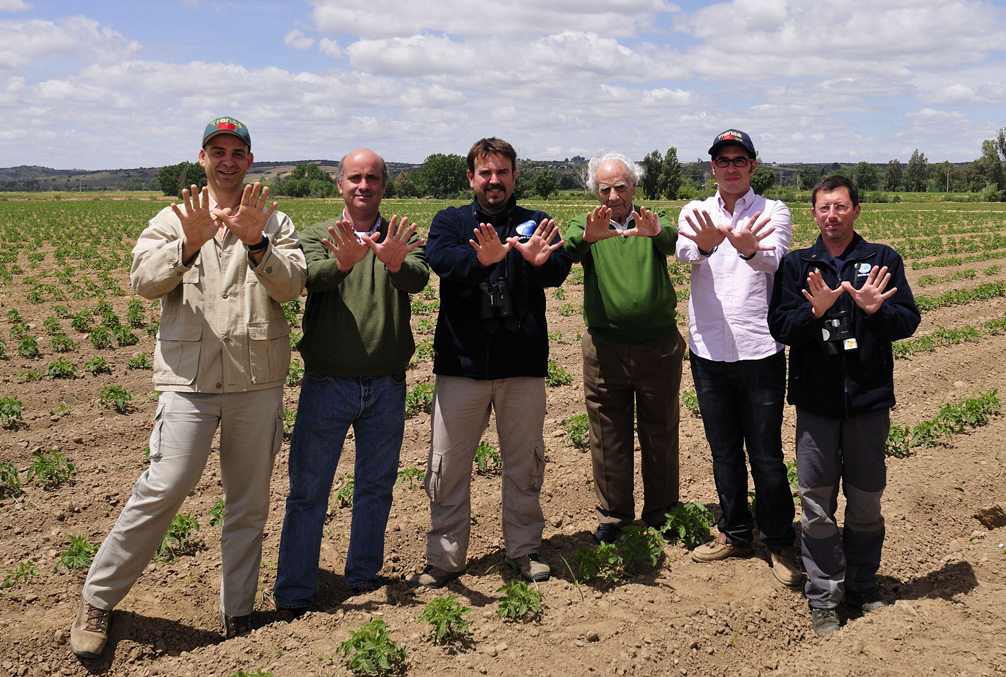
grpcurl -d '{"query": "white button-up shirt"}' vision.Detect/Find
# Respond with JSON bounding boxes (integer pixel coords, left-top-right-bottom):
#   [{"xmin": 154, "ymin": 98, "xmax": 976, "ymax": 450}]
[{"xmin": 675, "ymin": 188, "xmax": 792, "ymax": 362}]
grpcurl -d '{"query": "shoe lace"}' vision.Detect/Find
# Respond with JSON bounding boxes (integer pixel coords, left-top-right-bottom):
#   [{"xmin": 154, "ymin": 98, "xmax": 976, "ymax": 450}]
[{"xmin": 85, "ymin": 605, "xmax": 109, "ymax": 632}]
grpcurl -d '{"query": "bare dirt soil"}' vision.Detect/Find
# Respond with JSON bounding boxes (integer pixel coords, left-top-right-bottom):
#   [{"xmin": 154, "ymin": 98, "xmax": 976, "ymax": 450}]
[{"xmin": 2, "ymin": 239, "xmax": 1005, "ymax": 677}]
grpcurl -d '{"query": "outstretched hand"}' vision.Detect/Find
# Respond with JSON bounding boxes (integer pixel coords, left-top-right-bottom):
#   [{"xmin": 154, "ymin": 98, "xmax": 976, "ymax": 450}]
[
  {"xmin": 841, "ymin": 265, "xmax": 896, "ymax": 314},
  {"xmin": 361, "ymin": 215, "xmax": 424, "ymax": 274},
  {"xmin": 583, "ymin": 205, "xmax": 619, "ymax": 243},
  {"xmin": 173, "ymin": 185, "xmax": 217, "ymax": 264},
  {"xmin": 469, "ymin": 222, "xmax": 511, "ymax": 266},
  {"xmin": 620, "ymin": 206, "xmax": 661, "ymax": 238},
  {"xmin": 509, "ymin": 218, "xmax": 564, "ymax": 267},
  {"xmin": 323, "ymin": 220, "xmax": 370, "ymax": 273},
  {"xmin": 719, "ymin": 211, "xmax": 775, "ymax": 258},
  {"xmin": 679, "ymin": 209, "xmax": 725, "ymax": 252},
  {"xmin": 214, "ymin": 183, "xmax": 277, "ymax": 246},
  {"xmin": 802, "ymin": 269, "xmax": 845, "ymax": 318}
]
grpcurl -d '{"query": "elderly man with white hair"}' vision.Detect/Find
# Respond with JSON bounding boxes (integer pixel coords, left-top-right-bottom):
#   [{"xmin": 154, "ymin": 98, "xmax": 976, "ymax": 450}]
[{"xmin": 564, "ymin": 153, "xmax": 686, "ymax": 544}]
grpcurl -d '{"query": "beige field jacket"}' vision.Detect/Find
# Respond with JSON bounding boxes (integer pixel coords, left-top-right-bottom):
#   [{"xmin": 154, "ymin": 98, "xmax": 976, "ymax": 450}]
[{"xmin": 130, "ymin": 206, "xmax": 307, "ymax": 393}]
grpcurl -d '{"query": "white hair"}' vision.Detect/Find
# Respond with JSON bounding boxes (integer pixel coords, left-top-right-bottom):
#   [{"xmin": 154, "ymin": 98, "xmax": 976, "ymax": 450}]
[{"xmin": 586, "ymin": 153, "xmax": 645, "ymax": 193}]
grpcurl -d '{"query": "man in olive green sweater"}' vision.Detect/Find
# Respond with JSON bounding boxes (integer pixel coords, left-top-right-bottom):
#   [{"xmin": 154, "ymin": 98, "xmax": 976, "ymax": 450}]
[
  {"xmin": 565, "ymin": 152, "xmax": 685, "ymax": 544},
  {"xmin": 273, "ymin": 149, "xmax": 428, "ymax": 618}
]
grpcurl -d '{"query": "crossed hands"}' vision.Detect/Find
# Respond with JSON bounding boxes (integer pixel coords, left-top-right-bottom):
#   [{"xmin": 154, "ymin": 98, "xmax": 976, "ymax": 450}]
[
  {"xmin": 469, "ymin": 218, "xmax": 564, "ymax": 267},
  {"xmin": 583, "ymin": 205, "xmax": 661, "ymax": 242},
  {"xmin": 173, "ymin": 183, "xmax": 277, "ymax": 263},
  {"xmin": 802, "ymin": 266, "xmax": 897, "ymax": 318},
  {"xmin": 680, "ymin": 209, "xmax": 775, "ymax": 258},
  {"xmin": 323, "ymin": 215, "xmax": 423, "ymax": 274}
]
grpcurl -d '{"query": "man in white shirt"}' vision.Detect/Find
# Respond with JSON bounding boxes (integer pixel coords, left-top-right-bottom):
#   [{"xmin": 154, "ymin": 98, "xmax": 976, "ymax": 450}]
[{"xmin": 675, "ymin": 129, "xmax": 800, "ymax": 587}]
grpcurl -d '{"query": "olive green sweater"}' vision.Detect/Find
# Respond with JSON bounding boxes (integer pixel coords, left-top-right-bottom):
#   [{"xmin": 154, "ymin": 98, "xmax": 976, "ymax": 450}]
[
  {"xmin": 564, "ymin": 208, "xmax": 678, "ymax": 344},
  {"xmin": 297, "ymin": 217, "xmax": 429, "ymax": 376}
]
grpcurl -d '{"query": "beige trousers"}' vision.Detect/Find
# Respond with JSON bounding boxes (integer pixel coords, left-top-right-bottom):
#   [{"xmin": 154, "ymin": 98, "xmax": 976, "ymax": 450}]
[
  {"xmin": 82, "ymin": 389, "xmax": 283, "ymax": 617},
  {"xmin": 424, "ymin": 375, "xmax": 546, "ymax": 571}
]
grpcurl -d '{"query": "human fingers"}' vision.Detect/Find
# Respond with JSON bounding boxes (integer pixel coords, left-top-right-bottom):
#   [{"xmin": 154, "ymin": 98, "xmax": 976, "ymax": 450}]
[
  {"xmin": 697, "ymin": 209, "xmax": 716, "ymax": 230},
  {"xmin": 321, "ymin": 237, "xmax": 339, "ymax": 255}
]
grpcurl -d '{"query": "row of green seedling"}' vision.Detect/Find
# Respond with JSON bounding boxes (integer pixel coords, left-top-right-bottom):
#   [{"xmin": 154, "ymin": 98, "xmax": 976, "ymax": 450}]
[
  {"xmin": 886, "ymin": 389, "xmax": 1001, "ymax": 458},
  {"xmin": 892, "ymin": 314, "xmax": 1006, "ymax": 358}
]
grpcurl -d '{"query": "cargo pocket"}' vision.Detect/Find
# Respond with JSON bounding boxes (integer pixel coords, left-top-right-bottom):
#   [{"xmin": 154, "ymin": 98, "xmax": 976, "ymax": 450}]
[
  {"xmin": 248, "ymin": 321, "xmax": 290, "ymax": 386},
  {"xmin": 523, "ymin": 439, "xmax": 546, "ymax": 492},
  {"xmin": 270, "ymin": 403, "xmax": 284, "ymax": 458},
  {"xmin": 148, "ymin": 398, "xmax": 166, "ymax": 460},
  {"xmin": 425, "ymin": 450, "xmax": 444, "ymax": 504}
]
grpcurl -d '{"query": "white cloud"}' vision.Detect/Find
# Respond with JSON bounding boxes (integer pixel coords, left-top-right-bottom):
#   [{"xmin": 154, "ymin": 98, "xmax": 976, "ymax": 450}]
[
  {"xmin": 0, "ymin": 15, "xmax": 139, "ymax": 72},
  {"xmin": 309, "ymin": 0, "xmax": 676, "ymax": 40},
  {"xmin": 319, "ymin": 38, "xmax": 342, "ymax": 58},
  {"xmin": 284, "ymin": 29, "xmax": 315, "ymax": 50},
  {"xmin": 0, "ymin": 0, "xmax": 30, "ymax": 12},
  {"xmin": 684, "ymin": 0, "xmax": 1002, "ymax": 79}
]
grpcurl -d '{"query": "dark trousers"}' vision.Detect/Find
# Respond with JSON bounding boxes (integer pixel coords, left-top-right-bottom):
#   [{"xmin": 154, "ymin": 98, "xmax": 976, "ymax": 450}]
[
  {"xmin": 796, "ymin": 407, "xmax": 889, "ymax": 609},
  {"xmin": 690, "ymin": 351, "xmax": 795, "ymax": 551},
  {"xmin": 583, "ymin": 329, "xmax": 685, "ymax": 527}
]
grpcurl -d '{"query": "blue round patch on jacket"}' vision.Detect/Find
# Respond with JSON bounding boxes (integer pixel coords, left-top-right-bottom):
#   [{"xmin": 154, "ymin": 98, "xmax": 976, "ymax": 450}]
[{"xmin": 515, "ymin": 219, "xmax": 537, "ymax": 243}]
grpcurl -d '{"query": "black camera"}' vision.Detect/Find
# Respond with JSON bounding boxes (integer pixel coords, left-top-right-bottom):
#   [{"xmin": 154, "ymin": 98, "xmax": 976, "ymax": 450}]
[{"xmin": 820, "ymin": 310, "xmax": 857, "ymax": 356}]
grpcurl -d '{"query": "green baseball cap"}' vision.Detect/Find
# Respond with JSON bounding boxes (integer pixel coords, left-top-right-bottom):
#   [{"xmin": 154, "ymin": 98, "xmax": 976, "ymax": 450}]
[{"xmin": 202, "ymin": 116, "xmax": 251, "ymax": 149}]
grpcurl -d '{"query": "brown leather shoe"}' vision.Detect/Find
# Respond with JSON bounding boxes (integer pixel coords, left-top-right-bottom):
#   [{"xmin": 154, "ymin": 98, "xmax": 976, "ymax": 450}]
[
  {"xmin": 691, "ymin": 533, "xmax": 754, "ymax": 562},
  {"xmin": 770, "ymin": 547, "xmax": 803, "ymax": 587}
]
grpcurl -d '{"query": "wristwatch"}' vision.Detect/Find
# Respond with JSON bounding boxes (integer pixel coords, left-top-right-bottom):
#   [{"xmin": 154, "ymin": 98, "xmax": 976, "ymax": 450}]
[{"xmin": 246, "ymin": 236, "xmax": 269, "ymax": 252}]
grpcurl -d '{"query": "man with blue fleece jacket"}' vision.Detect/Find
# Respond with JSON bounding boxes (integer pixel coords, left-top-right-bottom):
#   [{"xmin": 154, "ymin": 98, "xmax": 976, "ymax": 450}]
[
  {"xmin": 768, "ymin": 175, "xmax": 920, "ymax": 637},
  {"xmin": 411, "ymin": 137, "xmax": 571, "ymax": 587}
]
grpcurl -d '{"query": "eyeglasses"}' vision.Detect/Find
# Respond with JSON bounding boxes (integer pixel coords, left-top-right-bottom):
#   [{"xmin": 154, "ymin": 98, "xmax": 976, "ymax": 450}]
[
  {"xmin": 713, "ymin": 156, "xmax": 751, "ymax": 168},
  {"xmin": 815, "ymin": 203, "xmax": 853, "ymax": 215}
]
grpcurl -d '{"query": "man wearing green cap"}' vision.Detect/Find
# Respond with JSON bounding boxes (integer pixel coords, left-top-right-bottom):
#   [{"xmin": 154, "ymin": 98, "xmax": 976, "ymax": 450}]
[{"xmin": 70, "ymin": 117, "xmax": 306, "ymax": 658}]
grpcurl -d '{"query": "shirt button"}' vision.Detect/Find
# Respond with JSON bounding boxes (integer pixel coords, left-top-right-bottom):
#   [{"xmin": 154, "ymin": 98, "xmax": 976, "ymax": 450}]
[
  {"xmin": 265, "ymin": 267, "xmax": 273, "ymax": 274},
  {"xmin": 215, "ymin": 383, "xmax": 222, "ymax": 389},
  {"xmin": 222, "ymin": 292, "xmax": 228, "ymax": 299}
]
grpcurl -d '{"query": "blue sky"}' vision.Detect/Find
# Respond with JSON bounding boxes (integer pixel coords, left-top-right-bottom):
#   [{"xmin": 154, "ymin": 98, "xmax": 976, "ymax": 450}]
[{"xmin": 2, "ymin": 0, "xmax": 1005, "ymax": 170}]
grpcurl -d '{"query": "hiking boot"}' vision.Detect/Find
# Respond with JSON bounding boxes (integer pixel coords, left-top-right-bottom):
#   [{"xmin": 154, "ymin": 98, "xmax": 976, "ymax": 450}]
[
  {"xmin": 220, "ymin": 611, "xmax": 254, "ymax": 639},
  {"xmin": 846, "ymin": 587, "xmax": 889, "ymax": 614},
  {"xmin": 769, "ymin": 547, "xmax": 803, "ymax": 587},
  {"xmin": 407, "ymin": 564, "xmax": 465, "ymax": 589},
  {"xmin": 691, "ymin": 533, "xmax": 754, "ymax": 562},
  {"xmin": 811, "ymin": 607, "xmax": 841, "ymax": 637},
  {"xmin": 593, "ymin": 523, "xmax": 622, "ymax": 544},
  {"xmin": 274, "ymin": 607, "xmax": 309, "ymax": 624},
  {"xmin": 70, "ymin": 599, "xmax": 111, "ymax": 658},
  {"xmin": 505, "ymin": 553, "xmax": 551, "ymax": 582}
]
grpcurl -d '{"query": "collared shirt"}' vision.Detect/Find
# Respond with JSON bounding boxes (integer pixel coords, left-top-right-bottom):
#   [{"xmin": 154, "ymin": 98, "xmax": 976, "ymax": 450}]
[
  {"xmin": 343, "ymin": 209, "xmax": 382, "ymax": 242},
  {"xmin": 675, "ymin": 188, "xmax": 792, "ymax": 362},
  {"xmin": 610, "ymin": 208, "xmax": 634, "ymax": 232}
]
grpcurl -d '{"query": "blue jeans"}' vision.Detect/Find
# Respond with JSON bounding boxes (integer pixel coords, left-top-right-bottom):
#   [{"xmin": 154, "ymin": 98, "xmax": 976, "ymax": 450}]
[
  {"xmin": 690, "ymin": 351, "xmax": 795, "ymax": 551},
  {"xmin": 274, "ymin": 370, "xmax": 406, "ymax": 607}
]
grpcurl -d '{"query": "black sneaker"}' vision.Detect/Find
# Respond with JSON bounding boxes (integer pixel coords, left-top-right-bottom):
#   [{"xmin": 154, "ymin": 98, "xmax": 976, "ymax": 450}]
[
  {"xmin": 593, "ymin": 523, "xmax": 622, "ymax": 544},
  {"xmin": 220, "ymin": 611, "xmax": 254, "ymax": 639},
  {"xmin": 846, "ymin": 587, "xmax": 889, "ymax": 614},
  {"xmin": 811, "ymin": 607, "xmax": 841, "ymax": 637}
]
